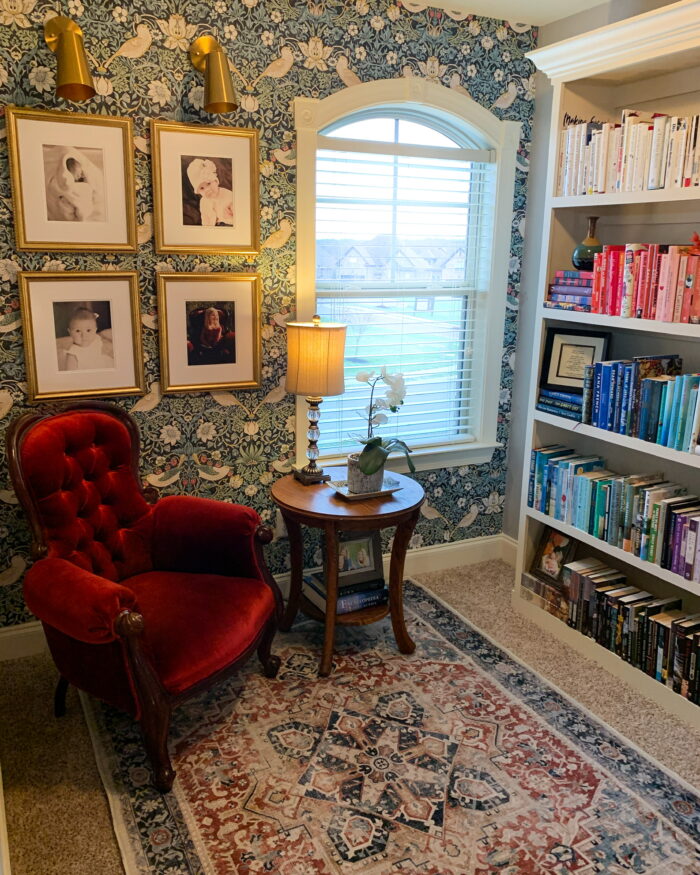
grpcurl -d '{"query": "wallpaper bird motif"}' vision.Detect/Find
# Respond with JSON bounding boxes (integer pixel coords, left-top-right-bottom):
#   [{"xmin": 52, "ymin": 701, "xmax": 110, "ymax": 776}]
[{"xmin": 0, "ymin": 0, "xmax": 536, "ymax": 628}]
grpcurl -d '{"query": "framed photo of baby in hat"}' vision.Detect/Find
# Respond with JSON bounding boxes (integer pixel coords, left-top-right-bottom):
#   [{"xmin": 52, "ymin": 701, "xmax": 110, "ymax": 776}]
[
  {"xmin": 6, "ymin": 107, "xmax": 137, "ymax": 251},
  {"xmin": 151, "ymin": 120, "xmax": 259, "ymax": 255}
]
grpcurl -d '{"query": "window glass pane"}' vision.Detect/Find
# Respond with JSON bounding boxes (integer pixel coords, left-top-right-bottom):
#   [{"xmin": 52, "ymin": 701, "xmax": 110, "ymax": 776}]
[
  {"xmin": 325, "ymin": 117, "xmax": 396, "ymax": 142},
  {"xmin": 398, "ymin": 119, "xmax": 459, "ymax": 147}
]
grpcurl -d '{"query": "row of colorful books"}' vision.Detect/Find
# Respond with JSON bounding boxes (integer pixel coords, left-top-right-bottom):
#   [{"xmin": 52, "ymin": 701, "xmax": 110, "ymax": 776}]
[
  {"xmin": 302, "ymin": 573, "xmax": 388, "ymax": 614},
  {"xmin": 521, "ymin": 565, "xmax": 700, "ymax": 703},
  {"xmin": 528, "ymin": 448, "xmax": 700, "ymax": 580},
  {"xmin": 544, "ymin": 269, "xmax": 594, "ymax": 312},
  {"xmin": 555, "ymin": 109, "xmax": 700, "ymax": 197},
  {"xmin": 580, "ymin": 355, "xmax": 700, "ymax": 454}
]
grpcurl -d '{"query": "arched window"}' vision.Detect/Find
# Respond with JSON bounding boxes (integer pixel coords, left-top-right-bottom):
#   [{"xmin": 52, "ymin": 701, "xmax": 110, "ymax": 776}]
[{"xmin": 294, "ymin": 80, "xmax": 520, "ymax": 471}]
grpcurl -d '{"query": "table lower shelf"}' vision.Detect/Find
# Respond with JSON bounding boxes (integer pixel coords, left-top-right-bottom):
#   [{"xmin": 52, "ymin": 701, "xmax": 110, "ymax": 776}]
[{"xmin": 299, "ymin": 595, "xmax": 390, "ymax": 626}]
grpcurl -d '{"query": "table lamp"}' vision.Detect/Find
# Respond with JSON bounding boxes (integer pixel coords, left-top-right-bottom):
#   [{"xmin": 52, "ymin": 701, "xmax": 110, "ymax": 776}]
[{"xmin": 286, "ymin": 314, "xmax": 346, "ymax": 485}]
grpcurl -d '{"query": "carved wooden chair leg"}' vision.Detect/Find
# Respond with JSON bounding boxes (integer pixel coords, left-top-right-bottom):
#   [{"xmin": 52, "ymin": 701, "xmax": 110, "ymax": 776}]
[
  {"xmin": 54, "ymin": 675, "xmax": 69, "ymax": 718},
  {"xmin": 257, "ymin": 619, "xmax": 281, "ymax": 679},
  {"xmin": 141, "ymin": 703, "xmax": 175, "ymax": 793}
]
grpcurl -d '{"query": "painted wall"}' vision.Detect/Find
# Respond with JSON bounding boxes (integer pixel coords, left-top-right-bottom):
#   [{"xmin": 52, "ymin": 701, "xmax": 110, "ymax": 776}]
[{"xmin": 0, "ymin": 0, "xmax": 536, "ymax": 629}]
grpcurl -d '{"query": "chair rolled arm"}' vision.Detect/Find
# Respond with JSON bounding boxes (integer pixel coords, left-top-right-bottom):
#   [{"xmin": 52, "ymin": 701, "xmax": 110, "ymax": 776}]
[
  {"xmin": 151, "ymin": 495, "xmax": 264, "ymax": 578},
  {"xmin": 24, "ymin": 558, "xmax": 137, "ymax": 645}
]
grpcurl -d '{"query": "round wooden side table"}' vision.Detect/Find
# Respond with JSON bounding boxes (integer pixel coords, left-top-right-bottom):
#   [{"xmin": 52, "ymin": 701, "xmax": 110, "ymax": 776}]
[{"xmin": 271, "ymin": 466, "xmax": 425, "ymax": 676}]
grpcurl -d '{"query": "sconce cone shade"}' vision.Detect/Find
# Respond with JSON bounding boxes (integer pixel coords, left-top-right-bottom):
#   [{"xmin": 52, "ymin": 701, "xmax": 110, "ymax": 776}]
[
  {"xmin": 189, "ymin": 35, "xmax": 237, "ymax": 114},
  {"xmin": 44, "ymin": 16, "xmax": 95, "ymax": 102},
  {"xmin": 286, "ymin": 319, "xmax": 347, "ymax": 398}
]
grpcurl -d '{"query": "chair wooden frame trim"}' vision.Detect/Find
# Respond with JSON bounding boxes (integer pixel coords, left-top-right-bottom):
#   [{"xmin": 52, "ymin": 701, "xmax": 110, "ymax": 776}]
[{"xmin": 7, "ymin": 401, "xmax": 283, "ymax": 791}]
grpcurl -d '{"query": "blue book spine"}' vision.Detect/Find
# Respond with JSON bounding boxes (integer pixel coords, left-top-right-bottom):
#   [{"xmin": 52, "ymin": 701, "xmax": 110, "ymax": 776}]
[
  {"xmin": 619, "ymin": 364, "xmax": 633, "ymax": 436},
  {"xmin": 667, "ymin": 374, "xmax": 687, "ymax": 448},
  {"xmin": 682, "ymin": 386, "xmax": 700, "ymax": 452},
  {"xmin": 637, "ymin": 379, "xmax": 653, "ymax": 442},
  {"xmin": 607, "ymin": 364, "xmax": 619, "ymax": 431},
  {"xmin": 612, "ymin": 362, "xmax": 625, "ymax": 433},
  {"xmin": 607, "ymin": 478, "xmax": 623, "ymax": 546},
  {"xmin": 535, "ymin": 402, "xmax": 581, "ymax": 421},
  {"xmin": 528, "ymin": 448, "xmax": 537, "ymax": 507},
  {"xmin": 675, "ymin": 375, "xmax": 700, "ymax": 450},
  {"xmin": 593, "ymin": 363, "xmax": 603, "ymax": 428},
  {"xmin": 627, "ymin": 362, "xmax": 640, "ymax": 436},
  {"xmin": 581, "ymin": 365, "xmax": 594, "ymax": 425},
  {"xmin": 539, "ymin": 388, "xmax": 584, "ymax": 404},
  {"xmin": 598, "ymin": 364, "xmax": 613, "ymax": 430},
  {"xmin": 646, "ymin": 381, "xmax": 665, "ymax": 442},
  {"xmin": 660, "ymin": 378, "xmax": 677, "ymax": 446},
  {"xmin": 655, "ymin": 382, "xmax": 669, "ymax": 444}
]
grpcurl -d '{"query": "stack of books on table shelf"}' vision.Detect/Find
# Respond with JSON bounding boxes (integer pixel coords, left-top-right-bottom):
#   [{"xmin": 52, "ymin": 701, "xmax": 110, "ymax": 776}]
[
  {"xmin": 543, "ymin": 269, "xmax": 593, "ymax": 312},
  {"xmin": 536, "ymin": 388, "xmax": 583, "ymax": 421},
  {"xmin": 555, "ymin": 108, "xmax": 700, "ymax": 197},
  {"xmin": 579, "ymin": 355, "xmax": 700, "ymax": 454},
  {"xmin": 522, "ymin": 562, "xmax": 700, "ymax": 703},
  {"xmin": 584, "ymin": 243, "xmax": 700, "ymax": 321},
  {"xmin": 302, "ymin": 573, "xmax": 388, "ymax": 614}
]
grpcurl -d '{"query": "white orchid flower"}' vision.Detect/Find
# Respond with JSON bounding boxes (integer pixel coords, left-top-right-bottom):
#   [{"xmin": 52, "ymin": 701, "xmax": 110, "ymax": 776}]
[
  {"xmin": 355, "ymin": 371, "xmax": 375, "ymax": 383},
  {"xmin": 370, "ymin": 413, "xmax": 389, "ymax": 426}
]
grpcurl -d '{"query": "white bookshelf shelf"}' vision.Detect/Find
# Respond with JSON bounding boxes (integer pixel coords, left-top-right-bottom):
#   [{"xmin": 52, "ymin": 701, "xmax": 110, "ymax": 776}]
[
  {"xmin": 551, "ymin": 187, "xmax": 700, "ymax": 209},
  {"xmin": 514, "ymin": 594, "xmax": 700, "ymax": 724},
  {"xmin": 540, "ymin": 307, "xmax": 700, "ymax": 339},
  {"xmin": 525, "ymin": 507, "xmax": 700, "ymax": 598},
  {"xmin": 533, "ymin": 409, "xmax": 700, "ymax": 468}
]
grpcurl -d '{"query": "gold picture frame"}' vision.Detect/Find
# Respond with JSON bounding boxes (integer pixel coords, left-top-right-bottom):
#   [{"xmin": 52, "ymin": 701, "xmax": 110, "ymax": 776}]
[
  {"xmin": 7, "ymin": 107, "xmax": 137, "ymax": 252},
  {"xmin": 19, "ymin": 271, "xmax": 145, "ymax": 402},
  {"xmin": 151, "ymin": 120, "xmax": 260, "ymax": 255},
  {"xmin": 157, "ymin": 272, "xmax": 261, "ymax": 393}
]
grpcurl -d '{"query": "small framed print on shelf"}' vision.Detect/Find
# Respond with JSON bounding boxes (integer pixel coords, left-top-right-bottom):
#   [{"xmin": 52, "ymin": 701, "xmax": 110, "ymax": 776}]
[
  {"xmin": 157, "ymin": 273, "xmax": 261, "ymax": 393},
  {"xmin": 151, "ymin": 120, "xmax": 259, "ymax": 255},
  {"xmin": 330, "ymin": 531, "xmax": 384, "ymax": 588},
  {"xmin": 19, "ymin": 272, "xmax": 145, "ymax": 402},
  {"xmin": 540, "ymin": 327, "xmax": 610, "ymax": 394},
  {"xmin": 6, "ymin": 107, "xmax": 137, "ymax": 251},
  {"xmin": 530, "ymin": 527, "xmax": 577, "ymax": 586}
]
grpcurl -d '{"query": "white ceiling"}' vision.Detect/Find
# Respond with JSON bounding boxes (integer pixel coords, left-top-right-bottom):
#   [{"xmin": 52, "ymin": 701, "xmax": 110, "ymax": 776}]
[{"xmin": 404, "ymin": 0, "xmax": 606, "ymax": 26}]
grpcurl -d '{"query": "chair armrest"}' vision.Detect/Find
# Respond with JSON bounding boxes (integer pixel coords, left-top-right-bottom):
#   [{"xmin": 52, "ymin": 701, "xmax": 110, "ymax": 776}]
[
  {"xmin": 151, "ymin": 495, "xmax": 263, "ymax": 578},
  {"xmin": 24, "ymin": 558, "xmax": 137, "ymax": 645}
]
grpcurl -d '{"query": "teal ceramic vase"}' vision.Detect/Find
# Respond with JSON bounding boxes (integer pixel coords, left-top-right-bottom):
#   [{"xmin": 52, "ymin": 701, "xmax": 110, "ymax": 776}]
[{"xmin": 571, "ymin": 216, "xmax": 603, "ymax": 271}]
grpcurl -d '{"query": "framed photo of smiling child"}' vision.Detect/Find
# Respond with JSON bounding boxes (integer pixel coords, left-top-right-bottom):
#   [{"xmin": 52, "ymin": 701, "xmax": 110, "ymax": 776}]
[
  {"xmin": 151, "ymin": 120, "xmax": 259, "ymax": 255},
  {"xmin": 19, "ymin": 271, "xmax": 145, "ymax": 402},
  {"xmin": 6, "ymin": 107, "xmax": 137, "ymax": 251}
]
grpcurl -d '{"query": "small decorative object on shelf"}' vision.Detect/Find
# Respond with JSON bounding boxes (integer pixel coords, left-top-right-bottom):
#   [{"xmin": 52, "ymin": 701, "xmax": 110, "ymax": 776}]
[
  {"xmin": 347, "ymin": 368, "xmax": 415, "ymax": 494},
  {"xmin": 572, "ymin": 216, "xmax": 603, "ymax": 271}
]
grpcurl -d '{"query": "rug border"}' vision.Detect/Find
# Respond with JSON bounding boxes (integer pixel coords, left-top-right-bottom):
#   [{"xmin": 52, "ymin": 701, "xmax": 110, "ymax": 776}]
[
  {"xmin": 407, "ymin": 576, "xmax": 700, "ymax": 799},
  {"xmin": 79, "ymin": 690, "xmax": 150, "ymax": 875}
]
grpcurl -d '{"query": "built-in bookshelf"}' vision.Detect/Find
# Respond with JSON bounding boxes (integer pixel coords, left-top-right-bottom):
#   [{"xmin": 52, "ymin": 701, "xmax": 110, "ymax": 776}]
[{"xmin": 517, "ymin": 0, "xmax": 700, "ymax": 726}]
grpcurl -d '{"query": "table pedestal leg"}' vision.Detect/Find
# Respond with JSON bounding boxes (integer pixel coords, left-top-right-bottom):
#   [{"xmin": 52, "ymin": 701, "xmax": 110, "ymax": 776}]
[
  {"xmin": 320, "ymin": 524, "xmax": 339, "ymax": 677},
  {"xmin": 389, "ymin": 509, "xmax": 419, "ymax": 655},
  {"xmin": 279, "ymin": 515, "xmax": 303, "ymax": 632}
]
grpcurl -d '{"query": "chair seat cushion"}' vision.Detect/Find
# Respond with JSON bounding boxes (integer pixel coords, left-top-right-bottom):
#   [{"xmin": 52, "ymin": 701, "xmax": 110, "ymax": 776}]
[{"xmin": 126, "ymin": 570, "xmax": 275, "ymax": 695}]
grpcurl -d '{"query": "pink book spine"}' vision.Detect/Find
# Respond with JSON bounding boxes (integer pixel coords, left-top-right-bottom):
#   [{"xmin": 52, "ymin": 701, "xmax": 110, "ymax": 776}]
[{"xmin": 672, "ymin": 253, "xmax": 689, "ymax": 322}]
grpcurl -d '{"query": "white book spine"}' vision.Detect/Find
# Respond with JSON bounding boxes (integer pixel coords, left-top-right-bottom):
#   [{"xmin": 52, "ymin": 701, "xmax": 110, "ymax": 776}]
[
  {"xmin": 672, "ymin": 117, "xmax": 689, "ymax": 187},
  {"xmin": 576, "ymin": 123, "xmax": 586, "ymax": 195},
  {"xmin": 555, "ymin": 128, "xmax": 566, "ymax": 195},
  {"xmin": 647, "ymin": 115, "xmax": 668, "ymax": 189},
  {"xmin": 683, "ymin": 115, "xmax": 698, "ymax": 187},
  {"xmin": 608, "ymin": 127, "xmax": 621, "ymax": 193},
  {"xmin": 598, "ymin": 123, "xmax": 611, "ymax": 193},
  {"xmin": 689, "ymin": 385, "xmax": 700, "ymax": 453},
  {"xmin": 639, "ymin": 126, "xmax": 653, "ymax": 192},
  {"xmin": 621, "ymin": 119, "xmax": 638, "ymax": 192}
]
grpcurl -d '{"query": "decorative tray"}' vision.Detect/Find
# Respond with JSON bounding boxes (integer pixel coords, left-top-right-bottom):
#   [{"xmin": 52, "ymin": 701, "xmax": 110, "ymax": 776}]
[{"xmin": 327, "ymin": 476, "xmax": 403, "ymax": 501}]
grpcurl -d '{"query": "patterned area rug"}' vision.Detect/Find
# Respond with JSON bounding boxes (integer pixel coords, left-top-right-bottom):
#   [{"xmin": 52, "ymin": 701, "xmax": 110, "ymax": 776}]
[{"xmin": 83, "ymin": 581, "xmax": 700, "ymax": 874}]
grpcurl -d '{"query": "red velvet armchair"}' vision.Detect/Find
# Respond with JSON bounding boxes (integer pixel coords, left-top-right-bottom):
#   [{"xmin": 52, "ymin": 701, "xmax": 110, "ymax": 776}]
[{"xmin": 7, "ymin": 402, "xmax": 283, "ymax": 791}]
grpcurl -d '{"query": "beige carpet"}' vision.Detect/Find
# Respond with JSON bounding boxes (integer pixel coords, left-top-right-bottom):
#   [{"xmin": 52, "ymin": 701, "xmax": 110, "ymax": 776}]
[{"xmin": 1, "ymin": 559, "xmax": 699, "ymax": 875}]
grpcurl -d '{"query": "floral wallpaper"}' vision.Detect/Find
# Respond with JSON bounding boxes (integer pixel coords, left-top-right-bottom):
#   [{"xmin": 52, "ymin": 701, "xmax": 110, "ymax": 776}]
[{"xmin": 0, "ymin": 0, "xmax": 536, "ymax": 628}]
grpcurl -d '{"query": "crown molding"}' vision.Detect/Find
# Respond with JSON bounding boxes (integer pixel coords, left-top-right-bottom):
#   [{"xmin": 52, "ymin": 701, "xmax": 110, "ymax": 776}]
[{"xmin": 527, "ymin": 0, "xmax": 700, "ymax": 83}]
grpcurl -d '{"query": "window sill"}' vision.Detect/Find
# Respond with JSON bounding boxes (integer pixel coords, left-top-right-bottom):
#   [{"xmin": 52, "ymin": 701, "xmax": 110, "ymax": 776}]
[{"xmin": 320, "ymin": 440, "xmax": 502, "ymax": 474}]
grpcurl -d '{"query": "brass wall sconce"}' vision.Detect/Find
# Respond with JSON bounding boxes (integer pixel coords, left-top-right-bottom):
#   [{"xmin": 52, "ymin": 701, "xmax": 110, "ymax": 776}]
[
  {"xmin": 44, "ymin": 15, "xmax": 95, "ymax": 102},
  {"xmin": 189, "ymin": 36, "xmax": 237, "ymax": 114}
]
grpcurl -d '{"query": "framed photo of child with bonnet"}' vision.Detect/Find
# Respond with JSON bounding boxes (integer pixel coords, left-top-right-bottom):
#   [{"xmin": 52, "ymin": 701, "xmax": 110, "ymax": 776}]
[
  {"xmin": 151, "ymin": 120, "xmax": 259, "ymax": 254},
  {"xmin": 530, "ymin": 527, "xmax": 577, "ymax": 586},
  {"xmin": 157, "ymin": 273, "xmax": 261, "ymax": 392},
  {"xmin": 19, "ymin": 272, "xmax": 145, "ymax": 402},
  {"xmin": 6, "ymin": 107, "xmax": 137, "ymax": 251}
]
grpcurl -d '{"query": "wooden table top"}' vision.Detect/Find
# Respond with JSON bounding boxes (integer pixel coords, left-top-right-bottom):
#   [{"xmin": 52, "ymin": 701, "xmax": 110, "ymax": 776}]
[{"xmin": 270, "ymin": 466, "xmax": 424, "ymax": 523}]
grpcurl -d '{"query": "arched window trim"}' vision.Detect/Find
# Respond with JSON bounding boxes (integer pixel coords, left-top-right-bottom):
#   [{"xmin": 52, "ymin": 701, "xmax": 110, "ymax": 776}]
[{"xmin": 293, "ymin": 79, "xmax": 521, "ymax": 473}]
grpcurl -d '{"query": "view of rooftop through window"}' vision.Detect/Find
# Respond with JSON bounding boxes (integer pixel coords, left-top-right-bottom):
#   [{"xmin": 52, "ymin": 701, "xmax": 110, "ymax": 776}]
[{"xmin": 314, "ymin": 116, "xmax": 494, "ymax": 456}]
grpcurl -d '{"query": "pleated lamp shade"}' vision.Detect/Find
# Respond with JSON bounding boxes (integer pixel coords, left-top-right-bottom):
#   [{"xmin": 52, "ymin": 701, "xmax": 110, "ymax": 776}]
[{"xmin": 286, "ymin": 318, "xmax": 346, "ymax": 398}]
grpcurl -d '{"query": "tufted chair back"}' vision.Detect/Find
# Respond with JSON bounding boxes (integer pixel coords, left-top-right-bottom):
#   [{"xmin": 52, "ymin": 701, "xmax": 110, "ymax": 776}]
[{"xmin": 14, "ymin": 406, "xmax": 154, "ymax": 581}]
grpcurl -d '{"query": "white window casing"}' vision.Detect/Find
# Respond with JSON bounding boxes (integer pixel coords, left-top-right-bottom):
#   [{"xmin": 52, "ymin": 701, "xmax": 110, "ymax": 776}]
[{"xmin": 294, "ymin": 78, "xmax": 520, "ymax": 473}]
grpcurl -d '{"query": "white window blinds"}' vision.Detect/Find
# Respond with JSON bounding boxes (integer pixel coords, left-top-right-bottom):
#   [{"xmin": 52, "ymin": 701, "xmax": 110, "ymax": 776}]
[{"xmin": 314, "ymin": 118, "xmax": 496, "ymax": 458}]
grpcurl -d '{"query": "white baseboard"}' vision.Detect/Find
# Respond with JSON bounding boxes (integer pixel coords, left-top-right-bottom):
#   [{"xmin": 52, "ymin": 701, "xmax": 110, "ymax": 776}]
[
  {"xmin": 274, "ymin": 532, "xmax": 516, "ymax": 598},
  {"xmin": 0, "ymin": 534, "xmax": 517, "ymax": 658},
  {"xmin": 0, "ymin": 621, "xmax": 45, "ymax": 662}
]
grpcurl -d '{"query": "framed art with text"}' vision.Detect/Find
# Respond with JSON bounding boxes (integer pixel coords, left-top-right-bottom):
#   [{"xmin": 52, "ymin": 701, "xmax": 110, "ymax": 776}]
[
  {"xmin": 540, "ymin": 327, "xmax": 610, "ymax": 394},
  {"xmin": 19, "ymin": 272, "xmax": 145, "ymax": 402},
  {"xmin": 7, "ymin": 107, "xmax": 137, "ymax": 251},
  {"xmin": 157, "ymin": 272, "xmax": 261, "ymax": 393},
  {"xmin": 151, "ymin": 120, "xmax": 259, "ymax": 255}
]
